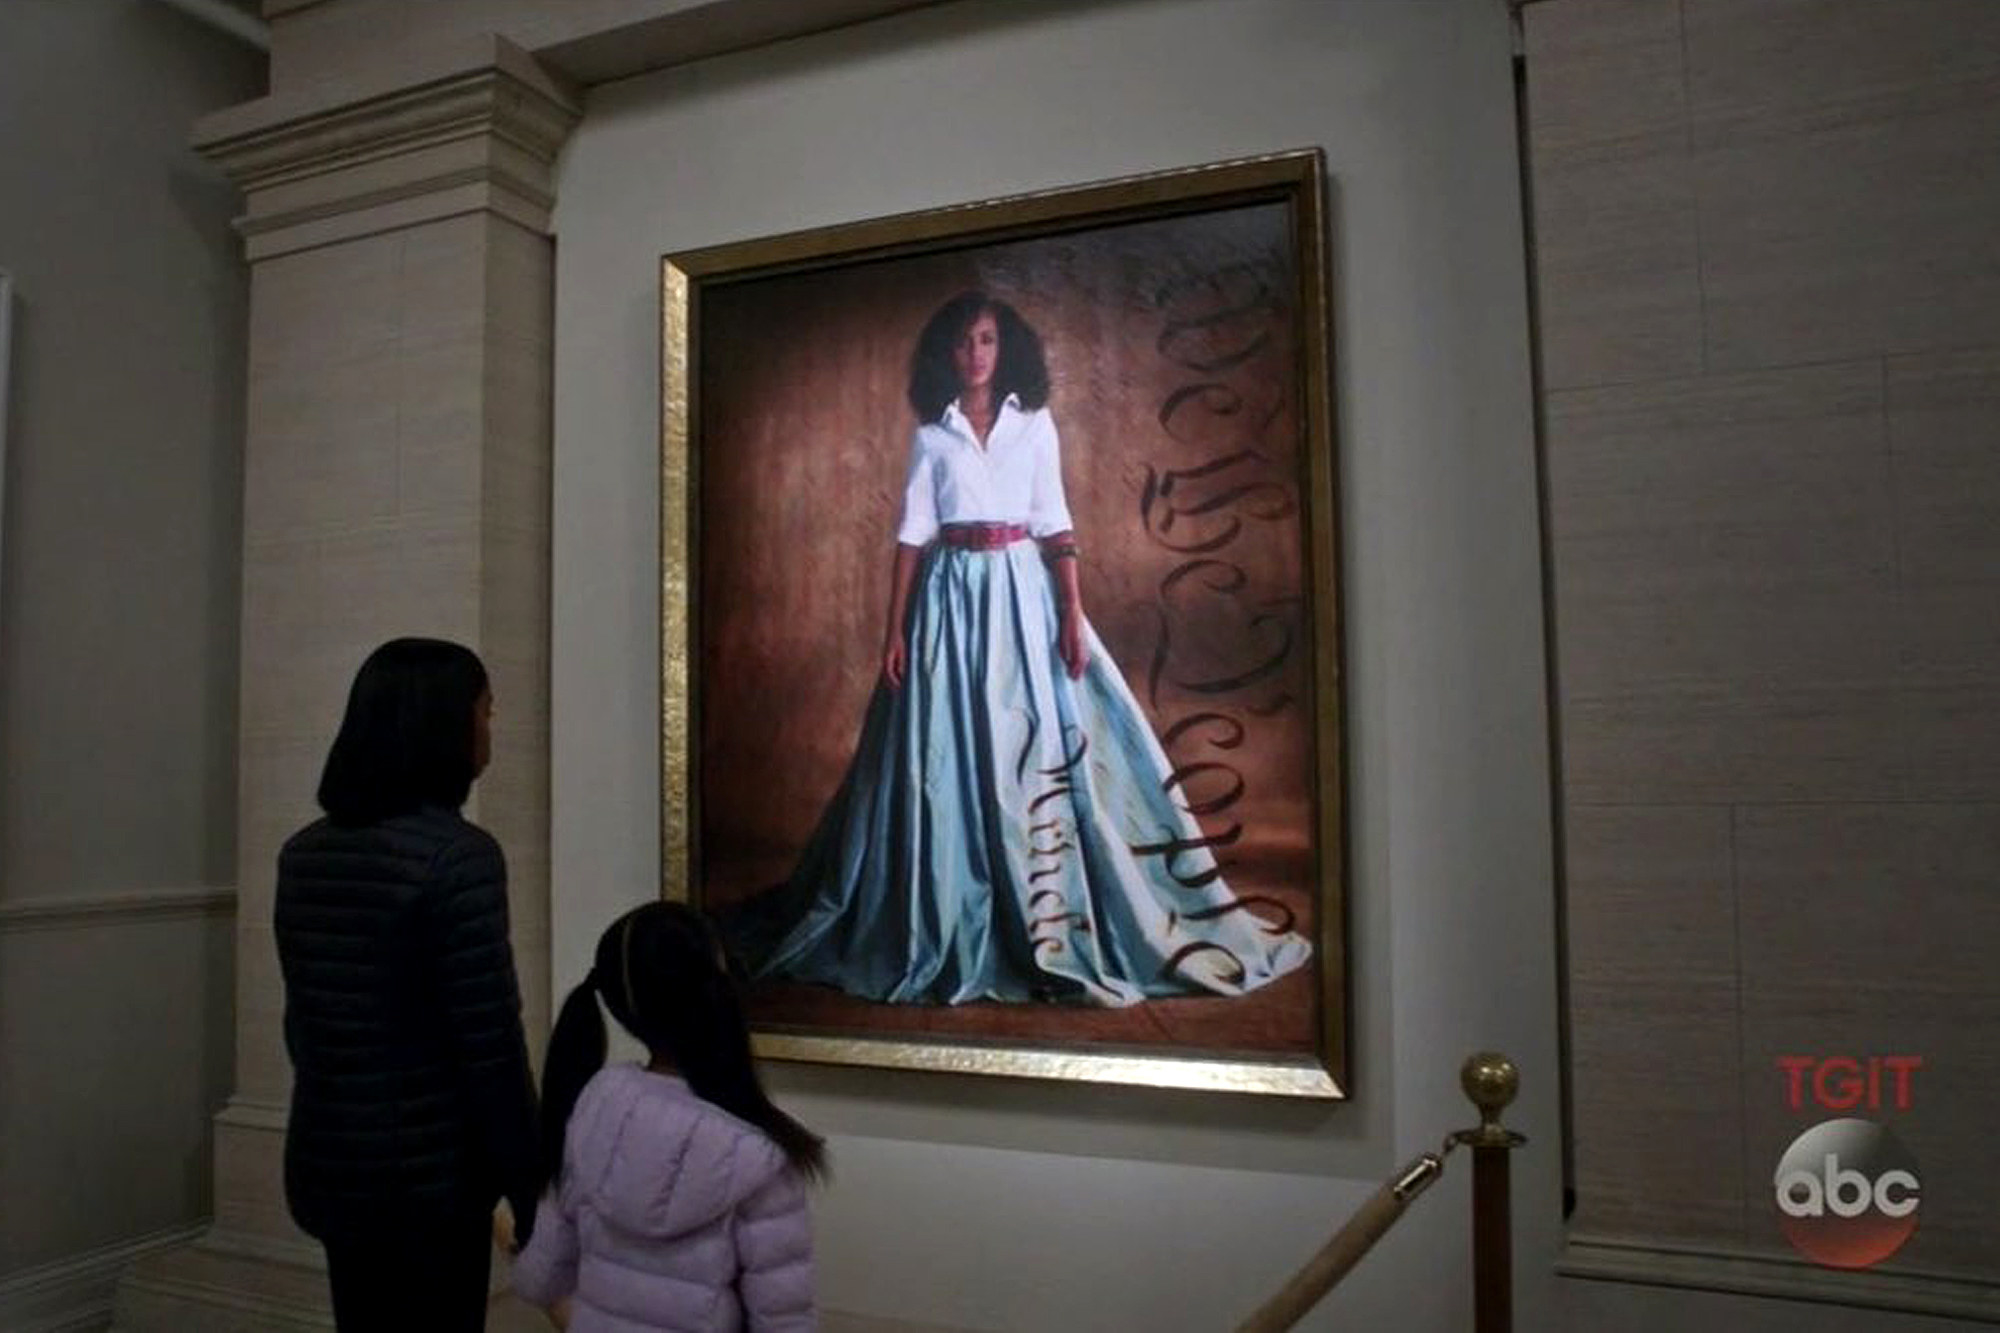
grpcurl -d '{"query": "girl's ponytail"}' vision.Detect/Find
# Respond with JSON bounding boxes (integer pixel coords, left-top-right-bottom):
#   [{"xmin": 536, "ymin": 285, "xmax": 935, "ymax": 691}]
[
  {"xmin": 609, "ymin": 901, "xmax": 828, "ymax": 1181},
  {"xmin": 537, "ymin": 971, "xmax": 608, "ymax": 1194},
  {"xmin": 675, "ymin": 953, "xmax": 828, "ymax": 1181}
]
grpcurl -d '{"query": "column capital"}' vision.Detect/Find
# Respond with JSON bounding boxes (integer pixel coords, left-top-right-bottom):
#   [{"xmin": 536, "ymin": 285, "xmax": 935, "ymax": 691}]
[{"xmin": 195, "ymin": 34, "xmax": 581, "ymax": 259}]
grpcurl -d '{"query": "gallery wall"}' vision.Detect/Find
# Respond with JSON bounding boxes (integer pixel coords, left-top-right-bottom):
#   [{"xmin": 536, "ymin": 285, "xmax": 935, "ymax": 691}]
[
  {"xmin": 549, "ymin": 0, "xmax": 1562, "ymax": 1327},
  {"xmin": 0, "ymin": 0, "xmax": 257, "ymax": 1303},
  {"xmin": 1529, "ymin": 0, "xmax": 2000, "ymax": 1314},
  {"xmin": 0, "ymin": 0, "xmax": 1982, "ymax": 1328}
]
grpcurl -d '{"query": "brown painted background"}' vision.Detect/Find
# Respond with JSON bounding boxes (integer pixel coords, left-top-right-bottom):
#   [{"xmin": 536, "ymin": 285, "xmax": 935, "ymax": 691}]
[{"xmin": 694, "ymin": 202, "xmax": 1325, "ymax": 1056}]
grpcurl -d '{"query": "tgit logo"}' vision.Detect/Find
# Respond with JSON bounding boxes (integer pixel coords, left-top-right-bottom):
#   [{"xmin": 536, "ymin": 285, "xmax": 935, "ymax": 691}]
[{"xmin": 1772, "ymin": 1056, "xmax": 1923, "ymax": 1269}]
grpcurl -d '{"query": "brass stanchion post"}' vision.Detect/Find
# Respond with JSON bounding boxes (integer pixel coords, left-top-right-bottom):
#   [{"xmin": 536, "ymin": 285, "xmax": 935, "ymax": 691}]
[
  {"xmin": 1231, "ymin": 1052, "xmax": 1527, "ymax": 1333},
  {"xmin": 1454, "ymin": 1052, "xmax": 1526, "ymax": 1333}
]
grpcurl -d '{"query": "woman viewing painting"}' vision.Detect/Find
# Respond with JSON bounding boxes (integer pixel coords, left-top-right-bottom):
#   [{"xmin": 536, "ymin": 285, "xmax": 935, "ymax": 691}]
[{"xmin": 728, "ymin": 290, "xmax": 1311, "ymax": 1008}]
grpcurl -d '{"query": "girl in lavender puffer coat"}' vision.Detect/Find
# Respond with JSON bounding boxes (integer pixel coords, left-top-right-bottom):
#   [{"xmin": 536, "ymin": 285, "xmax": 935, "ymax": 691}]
[{"xmin": 513, "ymin": 902, "xmax": 826, "ymax": 1330}]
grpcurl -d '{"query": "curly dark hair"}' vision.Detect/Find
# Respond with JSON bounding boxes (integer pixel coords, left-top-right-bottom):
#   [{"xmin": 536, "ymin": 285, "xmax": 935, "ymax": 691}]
[{"xmin": 906, "ymin": 290, "xmax": 1050, "ymax": 424}]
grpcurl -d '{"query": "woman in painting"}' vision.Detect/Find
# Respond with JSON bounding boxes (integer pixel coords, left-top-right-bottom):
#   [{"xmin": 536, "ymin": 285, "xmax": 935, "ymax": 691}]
[{"xmin": 732, "ymin": 291, "xmax": 1310, "ymax": 1007}]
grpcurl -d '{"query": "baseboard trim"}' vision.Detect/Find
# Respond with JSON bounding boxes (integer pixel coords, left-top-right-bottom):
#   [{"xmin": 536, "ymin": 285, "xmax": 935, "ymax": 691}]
[
  {"xmin": 214, "ymin": 1096, "xmax": 290, "ymax": 1133},
  {"xmin": 112, "ymin": 1226, "xmax": 334, "ymax": 1331},
  {"xmin": 1559, "ymin": 1233, "xmax": 2000, "ymax": 1323},
  {"xmin": 0, "ymin": 1224, "xmax": 205, "ymax": 1333},
  {"xmin": 0, "ymin": 887, "xmax": 235, "ymax": 934}
]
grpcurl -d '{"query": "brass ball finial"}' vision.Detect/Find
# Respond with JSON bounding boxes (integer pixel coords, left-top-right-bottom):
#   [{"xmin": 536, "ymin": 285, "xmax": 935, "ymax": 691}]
[
  {"xmin": 1461, "ymin": 1051, "xmax": 1518, "ymax": 1115},
  {"xmin": 1457, "ymin": 1052, "xmax": 1522, "ymax": 1148}
]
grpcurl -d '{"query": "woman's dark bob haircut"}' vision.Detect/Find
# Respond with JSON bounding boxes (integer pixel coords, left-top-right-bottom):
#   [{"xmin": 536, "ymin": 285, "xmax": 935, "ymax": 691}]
[
  {"xmin": 907, "ymin": 290, "xmax": 1050, "ymax": 425},
  {"xmin": 316, "ymin": 637, "xmax": 488, "ymax": 825}
]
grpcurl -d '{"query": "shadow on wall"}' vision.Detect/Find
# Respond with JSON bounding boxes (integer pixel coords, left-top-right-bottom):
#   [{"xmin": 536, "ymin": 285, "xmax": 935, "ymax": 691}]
[
  {"xmin": 167, "ymin": 162, "xmax": 249, "ymax": 887},
  {"xmin": 0, "ymin": 283, "xmax": 24, "ymax": 796}
]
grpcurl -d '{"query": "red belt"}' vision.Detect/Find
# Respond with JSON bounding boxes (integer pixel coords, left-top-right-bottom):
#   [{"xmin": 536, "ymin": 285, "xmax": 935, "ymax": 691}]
[{"xmin": 938, "ymin": 522, "xmax": 1029, "ymax": 550}]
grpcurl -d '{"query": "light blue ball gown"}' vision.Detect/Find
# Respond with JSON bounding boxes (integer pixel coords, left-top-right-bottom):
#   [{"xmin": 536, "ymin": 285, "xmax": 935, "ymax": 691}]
[{"xmin": 731, "ymin": 398, "xmax": 1311, "ymax": 1008}]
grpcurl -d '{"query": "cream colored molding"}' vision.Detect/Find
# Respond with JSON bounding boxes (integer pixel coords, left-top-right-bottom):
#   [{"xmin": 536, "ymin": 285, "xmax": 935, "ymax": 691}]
[
  {"xmin": 1560, "ymin": 1233, "xmax": 2000, "ymax": 1323},
  {"xmin": 0, "ymin": 886, "xmax": 235, "ymax": 933},
  {"xmin": 152, "ymin": 0, "xmax": 271, "ymax": 51},
  {"xmin": 0, "ymin": 1223, "xmax": 205, "ymax": 1332},
  {"xmin": 194, "ymin": 34, "xmax": 581, "ymax": 260},
  {"xmin": 214, "ymin": 1096, "xmax": 291, "ymax": 1134}
]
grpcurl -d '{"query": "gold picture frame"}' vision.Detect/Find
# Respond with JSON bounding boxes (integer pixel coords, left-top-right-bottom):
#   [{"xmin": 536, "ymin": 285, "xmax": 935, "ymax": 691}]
[{"xmin": 662, "ymin": 150, "xmax": 1346, "ymax": 1097}]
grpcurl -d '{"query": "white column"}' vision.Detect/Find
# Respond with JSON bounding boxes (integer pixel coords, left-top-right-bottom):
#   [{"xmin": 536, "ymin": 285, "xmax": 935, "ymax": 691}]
[{"xmin": 116, "ymin": 36, "xmax": 576, "ymax": 1330}]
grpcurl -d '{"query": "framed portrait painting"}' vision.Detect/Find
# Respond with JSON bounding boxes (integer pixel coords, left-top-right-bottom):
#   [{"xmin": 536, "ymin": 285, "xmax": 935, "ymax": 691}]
[{"xmin": 662, "ymin": 151, "xmax": 1346, "ymax": 1097}]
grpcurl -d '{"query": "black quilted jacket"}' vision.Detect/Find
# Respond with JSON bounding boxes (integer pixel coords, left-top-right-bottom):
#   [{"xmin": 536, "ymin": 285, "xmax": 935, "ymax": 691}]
[{"xmin": 274, "ymin": 807, "xmax": 539, "ymax": 1243}]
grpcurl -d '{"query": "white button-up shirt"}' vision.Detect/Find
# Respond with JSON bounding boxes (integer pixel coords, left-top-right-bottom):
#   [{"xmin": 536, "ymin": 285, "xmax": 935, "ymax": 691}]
[{"xmin": 895, "ymin": 394, "xmax": 1074, "ymax": 547}]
